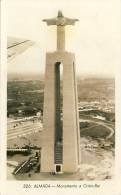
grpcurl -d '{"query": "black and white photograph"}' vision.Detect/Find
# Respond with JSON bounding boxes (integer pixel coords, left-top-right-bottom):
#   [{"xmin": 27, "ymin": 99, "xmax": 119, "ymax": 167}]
[{"xmin": 0, "ymin": 0, "xmax": 121, "ymax": 194}]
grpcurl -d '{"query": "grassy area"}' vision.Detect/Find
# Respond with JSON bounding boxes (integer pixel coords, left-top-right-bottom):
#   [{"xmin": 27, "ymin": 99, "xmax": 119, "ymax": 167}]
[
  {"xmin": 80, "ymin": 121, "xmax": 95, "ymax": 129},
  {"xmin": 80, "ymin": 124, "xmax": 110, "ymax": 138}
]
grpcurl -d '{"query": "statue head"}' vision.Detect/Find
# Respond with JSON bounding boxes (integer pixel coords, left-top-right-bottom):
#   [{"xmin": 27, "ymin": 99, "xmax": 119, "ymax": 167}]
[{"xmin": 58, "ymin": 10, "xmax": 63, "ymax": 18}]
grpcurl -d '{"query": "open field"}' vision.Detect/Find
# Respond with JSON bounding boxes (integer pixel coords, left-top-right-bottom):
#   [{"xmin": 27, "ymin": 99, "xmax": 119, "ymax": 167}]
[
  {"xmin": 79, "ymin": 115, "xmax": 115, "ymax": 143},
  {"xmin": 80, "ymin": 124, "xmax": 110, "ymax": 138}
]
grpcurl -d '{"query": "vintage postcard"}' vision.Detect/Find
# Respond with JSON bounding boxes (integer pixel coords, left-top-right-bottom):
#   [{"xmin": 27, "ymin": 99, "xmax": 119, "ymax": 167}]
[{"xmin": 0, "ymin": 0, "xmax": 121, "ymax": 194}]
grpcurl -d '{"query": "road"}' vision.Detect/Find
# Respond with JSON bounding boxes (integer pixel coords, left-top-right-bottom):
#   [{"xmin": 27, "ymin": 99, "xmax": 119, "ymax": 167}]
[{"xmin": 7, "ymin": 118, "xmax": 43, "ymax": 140}]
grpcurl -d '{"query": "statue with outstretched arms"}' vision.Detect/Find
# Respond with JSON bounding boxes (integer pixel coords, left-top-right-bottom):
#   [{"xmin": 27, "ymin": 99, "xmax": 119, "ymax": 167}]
[
  {"xmin": 43, "ymin": 11, "xmax": 79, "ymax": 51},
  {"xmin": 43, "ymin": 10, "xmax": 79, "ymax": 26}
]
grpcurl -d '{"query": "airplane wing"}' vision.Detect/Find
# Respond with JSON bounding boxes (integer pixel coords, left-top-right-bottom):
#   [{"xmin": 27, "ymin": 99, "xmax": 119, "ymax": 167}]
[{"xmin": 7, "ymin": 37, "xmax": 35, "ymax": 61}]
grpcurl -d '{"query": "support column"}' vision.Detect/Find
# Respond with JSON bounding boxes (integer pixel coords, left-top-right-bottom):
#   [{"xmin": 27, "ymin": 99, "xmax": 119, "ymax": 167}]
[
  {"xmin": 62, "ymin": 56, "xmax": 79, "ymax": 172},
  {"xmin": 41, "ymin": 54, "xmax": 55, "ymax": 172},
  {"xmin": 41, "ymin": 52, "xmax": 80, "ymax": 173}
]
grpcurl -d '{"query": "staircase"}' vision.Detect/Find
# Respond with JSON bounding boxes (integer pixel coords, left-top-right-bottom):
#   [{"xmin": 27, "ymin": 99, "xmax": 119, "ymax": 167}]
[{"xmin": 55, "ymin": 144, "xmax": 63, "ymax": 164}]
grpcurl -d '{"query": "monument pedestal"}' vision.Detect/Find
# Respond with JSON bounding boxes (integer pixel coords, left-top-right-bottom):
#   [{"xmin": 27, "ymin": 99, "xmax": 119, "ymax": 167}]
[{"xmin": 41, "ymin": 51, "xmax": 80, "ymax": 173}]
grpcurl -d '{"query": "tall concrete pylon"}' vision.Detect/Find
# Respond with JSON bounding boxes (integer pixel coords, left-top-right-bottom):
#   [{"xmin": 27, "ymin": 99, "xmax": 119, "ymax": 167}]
[{"xmin": 41, "ymin": 11, "xmax": 80, "ymax": 173}]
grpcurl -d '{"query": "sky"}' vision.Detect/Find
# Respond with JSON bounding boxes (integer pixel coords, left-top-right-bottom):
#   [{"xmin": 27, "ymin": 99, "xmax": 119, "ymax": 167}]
[{"xmin": 7, "ymin": 0, "xmax": 121, "ymax": 77}]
